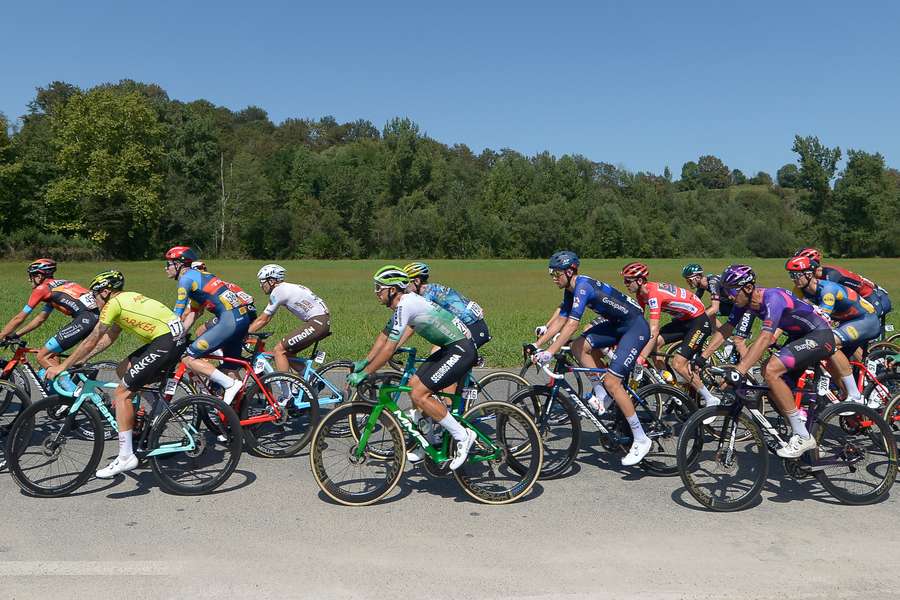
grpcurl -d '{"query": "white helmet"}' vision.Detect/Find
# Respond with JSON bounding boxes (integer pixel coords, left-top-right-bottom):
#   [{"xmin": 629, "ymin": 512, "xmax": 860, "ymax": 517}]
[{"xmin": 257, "ymin": 263, "xmax": 286, "ymax": 282}]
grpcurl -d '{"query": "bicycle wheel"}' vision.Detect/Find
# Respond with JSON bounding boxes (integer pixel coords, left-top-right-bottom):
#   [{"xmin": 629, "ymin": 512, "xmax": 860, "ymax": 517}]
[
  {"xmin": 315, "ymin": 360, "xmax": 353, "ymax": 409},
  {"xmin": 636, "ymin": 384, "xmax": 697, "ymax": 475},
  {"xmin": 475, "ymin": 371, "xmax": 529, "ymax": 406},
  {"xmin": 863, "ymin": 373, "xmax": 900, "ymax": 411},
  {"xmin": 6, "ymin": 396, "xmax": 105, "ymax": 497},
  {"xmin": 0, "ymin": 380, "xmax": 31, "ymax": 468},
  {"xmin": 811, "ymin": 402, "xmax": 897, "ymax": 505},
  {"xmin": 240, "ymin": 372, "xmax": 319, "ymax": 458},
  {"xmin": 310, "ymin": 402, "xmax": 406, "ymax": 506},
  {"xmin": 148, "ymin": 394, "xmax": 243, "ymax": 495},
  {"xmin": 677, "ymin": 406, "xmax": 768, "ymax": 512},
  {"xmin": 507, "ymin": 385, "xmax": 580, "ymax": 479},
  {"xmin": 453, "ymin": 401, "xmax": 543, "ymax": 504}
]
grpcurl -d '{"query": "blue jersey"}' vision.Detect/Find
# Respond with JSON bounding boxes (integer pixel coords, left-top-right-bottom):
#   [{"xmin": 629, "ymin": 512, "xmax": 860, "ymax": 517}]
[
  {"xmin": 794, "ymin": 280, "xmax": 876, "ymax": 322},
  {"xmin": 173, "ymin": 269, "xmax": 254, "ymax": 318},
  {"xmin": 420, "ymin": 282, "xmax": 484, "ymax": 325},
  {"xmin": 559, "ymin": 275, "xmax": 644, "ymax": 324}
]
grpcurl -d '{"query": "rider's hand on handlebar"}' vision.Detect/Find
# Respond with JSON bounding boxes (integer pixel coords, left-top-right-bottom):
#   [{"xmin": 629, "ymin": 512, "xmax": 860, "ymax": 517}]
[
  {"xmin": 534, "ymin": 325, "xmax": 547, "ymax": 338},
  {"xmin": 523, "ymin": 343, "xmax": 538, "ymax": 356},
  {"xmin": 721, "ymin": 366, "xmax": 745, "ymax": 388},
  {"xmin": 691, "ymin": 354, "xmax": 708, "ymax": 371},
  {"xmin": 347, "ymin": 371, "xmax": 368, "ymax": 387},
  {"xmin": 44, "ymin": 365, "xmax": 64, "ymax": 380},
  {"xmin": 532, "ymin": 350, "xmax": 553, "ymax": 366},
  {"xmin": 352, "ymin": 358, "xmax": 369, "ymax": 373}
]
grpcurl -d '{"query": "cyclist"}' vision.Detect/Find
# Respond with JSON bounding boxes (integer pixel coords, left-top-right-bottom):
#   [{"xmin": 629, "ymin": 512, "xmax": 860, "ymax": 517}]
[
  {"xmin": 785, "ymin": 255, "xmax": 878, "ymax": 407},
  {"xmin": 794, "ymin": 247, "xmax": 892, "ymax": 335},
  {"xmin": 0, "ymin": 260, "xmax": 99, "ymax": 386},
  {"xmin": 45, "ymin": 271, "xmax": 188, "ymax": 478},
  {"xmin": 403, "ymin": 262, "xmax": 491, "ymax": 348},
  {"xmin": 622, "ymin": 262, "xmax": 719, "ymax": 413},
  {"xmin": 348, "ymin": 266, "xmax": 477, "ymax": 471},
  {"xmin": 532, "ymin": 251, "xmax": 653, "ymax": 466},
  {"xmin": 682, "ymin": 263, "xmax": 754, "ymax": 361},
  {"xmin": 695, "ymin": 265, "xmax": 838, "ymax": 458},
  {"xmin": 248, "ymin": 264, "xmax": 331, "ymax": 373},
  {"xmin": 164, "ymin": 246, "xmax": 255, "ymax": 405}
]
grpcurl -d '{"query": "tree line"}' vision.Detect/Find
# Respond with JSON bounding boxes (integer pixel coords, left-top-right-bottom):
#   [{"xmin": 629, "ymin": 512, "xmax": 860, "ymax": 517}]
[{"xmin": 1, "ymin": 80, "xmax": 898, "ymax": 260}]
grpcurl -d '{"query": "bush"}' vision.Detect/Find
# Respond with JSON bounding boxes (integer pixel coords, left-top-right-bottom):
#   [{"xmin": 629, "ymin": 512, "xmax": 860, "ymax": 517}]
[{"xmin": 0, "ymin": 228, "xmax": 105, "ymax": 261}]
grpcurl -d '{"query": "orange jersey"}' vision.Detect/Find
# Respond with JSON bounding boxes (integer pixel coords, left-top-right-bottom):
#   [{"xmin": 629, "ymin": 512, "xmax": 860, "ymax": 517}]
[{"xmin": 638, "ymin": 281, "xmax": 705, "ymax": 321}]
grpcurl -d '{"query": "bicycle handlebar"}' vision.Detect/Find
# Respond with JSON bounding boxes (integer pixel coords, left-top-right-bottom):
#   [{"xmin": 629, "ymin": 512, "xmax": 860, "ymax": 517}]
[{"xmin": 541, "ymin": 365, "xmax": 565, "ymax": 380}]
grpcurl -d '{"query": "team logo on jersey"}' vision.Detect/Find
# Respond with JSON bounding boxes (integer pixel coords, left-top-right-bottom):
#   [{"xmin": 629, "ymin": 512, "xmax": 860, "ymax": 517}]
[{"xmin": 648, "ymin": 298, "xmax": 659, "ymax": 310}]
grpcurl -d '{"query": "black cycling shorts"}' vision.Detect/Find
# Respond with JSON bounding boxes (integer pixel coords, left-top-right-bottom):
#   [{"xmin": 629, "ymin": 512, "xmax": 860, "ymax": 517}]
[
  {"xmin": 415, "ymin": 338, "xmax": 478, "ymax": 392},
  {"xmin": 123, "ymin": 333, "xmax": 188, "ymax": 391},
  {"xmin": 659, "ymin": 314, "xmax": 712, "ymax": 360},
  {"xmin": 775, "ymin": 329, "xmax": 836, "ymax": 373},
  {"xmin": 466, "ymin": 319, "xmax": 492, "ymax": 349},
  {"xmin": 48, "ymin": 310, "xmax": 99, "ymax": 353}
]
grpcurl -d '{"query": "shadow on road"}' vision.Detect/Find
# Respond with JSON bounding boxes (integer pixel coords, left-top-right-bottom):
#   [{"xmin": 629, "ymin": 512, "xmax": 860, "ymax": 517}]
[{"xmin": 106, "ymin": 467, "xmax": 257, "ymax": 499}]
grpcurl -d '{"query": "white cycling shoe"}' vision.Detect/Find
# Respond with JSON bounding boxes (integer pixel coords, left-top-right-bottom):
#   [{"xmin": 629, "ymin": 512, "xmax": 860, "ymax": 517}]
[
  {"xmin": 222, "ymin": 380, "xmax": 242, "ymax": 406},
  {"xmin": 96, "ymin": 454, "xmax": 138, "ymax": 479},
  {"xmin": 406, "ymin": 446, "xmax": 426, "ymax": 463},
  {"xmin": 621, "ymin": 437, "xmax": 652, "ymax": 466},
  {"xmin": 776, "ymin": 434, "xmax": 817, "ymax": 459},
  {"xmin": 449, "ymin": 430, "xmax": 477, "ymax": 471},
  {"xmin": 702, "ymin": 398, "xmax": 721, "ymax": 425}
]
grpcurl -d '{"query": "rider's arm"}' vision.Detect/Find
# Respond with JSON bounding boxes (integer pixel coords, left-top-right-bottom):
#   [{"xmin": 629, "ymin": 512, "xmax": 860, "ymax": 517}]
[
  {"xmin": 706, "ymin": 298, "xmax": 720, "ymax": 320},
  {"xmin": 49, "ymin": 323, "xmax": 120, "ymax": 377},
  {"xmin": 365, "ymin": 332, "xmax": 390, "ymax": 362},
  {"xmin": 701, "ymin": 323, "xmax": 735, "ymax": 360},
  {"xmin": 544, "ymin": 317, "xmax": 581, "ymax": 355},
  {"xmin": 248, "ymin": 312, "xmax": 272, "ymax": 334},
  {"xmin": 735, "ymin": 329, "xmax": 779, "ymax": 375},
  {"xmin": 0, "ymin": 310, "xmax": 32, "ymax": 338},
  {"xmin": 14, "ymin": 310, "xmax": 51, "ymax": 336},
  {"xmin": 395, "ymin": 325, "xmax": 416, "ymax": 347},
  {"xmin": 639, "ymin": 317, "xmax": 661, "ymax": 362},
  {"xmin": 83, "ymin": 325, "xmax": 121, "ymax": 361},
  {"xmin": 180, "ymin": 309, "xmax": 198, "ymax": 331},
  {"xmin": 535, "ymin": 311, "xmax": 566, "ymax": 347},
  {"xmin": 363, "ymin": 337, "xmax": 399, "ymax": 376}
]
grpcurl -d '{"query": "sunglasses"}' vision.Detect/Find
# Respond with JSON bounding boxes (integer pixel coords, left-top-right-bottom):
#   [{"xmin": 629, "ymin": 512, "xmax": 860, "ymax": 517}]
[
  {"xmin": 548, "ymin": 269, "xmax": 565, "ymax": 278},
  {"xmin": 374, "ymin": 283, "xmax": 390, "ymax": 293},
  {"xmin": 789, "ymin": 271, "xmax": 812, "ymax": 281}
]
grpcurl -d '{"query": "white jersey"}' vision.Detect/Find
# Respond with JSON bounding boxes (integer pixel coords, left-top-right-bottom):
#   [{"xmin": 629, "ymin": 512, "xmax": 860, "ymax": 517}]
[{"xmin": 263, "ymin": 282, "xmax": 328, "ymax": 321}]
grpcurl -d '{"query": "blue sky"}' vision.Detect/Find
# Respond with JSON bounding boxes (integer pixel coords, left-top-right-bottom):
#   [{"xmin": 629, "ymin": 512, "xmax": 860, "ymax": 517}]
[{"xmin": 3, "ymin": 1, "xmax": 899, "ymax": 177}]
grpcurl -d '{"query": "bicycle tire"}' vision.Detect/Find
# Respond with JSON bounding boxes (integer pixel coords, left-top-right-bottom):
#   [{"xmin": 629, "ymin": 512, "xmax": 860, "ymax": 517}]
[
  {"xmin": 635, "ymin": 383, "xmax": 697, "ymax": 475},
  {"xmin": 676, "ymin": 406, "xmax": 768, "ymax": 512},
  {"xmin": 148, "ymin": 394, "xmax": 242, "ymax": 495},
  {"xmin": 0, "ymin": 379, "xmax": 31, "ymax": 468},
  {"xmin": 475, "ymin": 371, "xmax": 530, "ymax": 406},
  {"xmin": 454, "ymin": 400, "xmax": 543, "ymax": 504},
  {"xmin": 863, "ymin": 373, "xmax": 900, "ymax": 411},
  {"xmin": 240, "ymin": 372, "xmax": 320, "ymax": 458},
  {"xmin": 6, "ymin": 396, "xmax": 105, "ymax": 497},
  {"xmin": 315, "ymin": 359, "xmax": 353, "ymax": 407},
  {"xmin": 811, "ymin": 401, "xmax": 897, "ymax": 505},
  {"xmin": 507, "ymin": 385, "xmax": 580, "ymax": 479},
  {"xmin": 310, "ymin": 402, "xmax": 406, "ymax": 506}
]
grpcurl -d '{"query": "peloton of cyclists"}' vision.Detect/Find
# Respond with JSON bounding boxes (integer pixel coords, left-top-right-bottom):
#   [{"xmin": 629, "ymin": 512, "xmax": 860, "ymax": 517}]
[{"xmin": 682, "ymin": 263, "xmax": 755, "ymax": 362}]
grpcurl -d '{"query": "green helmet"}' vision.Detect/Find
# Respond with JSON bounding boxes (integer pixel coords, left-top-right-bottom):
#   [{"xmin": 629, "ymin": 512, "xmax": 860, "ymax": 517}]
[
  {"xmin": 89, "ymin": 270, "xmax": 125, "ymax": 292},
  {"xmin": 681, "ymin": 263, "xmax": 704, "ymax": 278},
  {"xmin": 403, "ymin": 262, "xmax": 430, "ymax": 280},
  {"xmin": 373, "ymin": 265, "xmax": 409, "ymax": 288}
]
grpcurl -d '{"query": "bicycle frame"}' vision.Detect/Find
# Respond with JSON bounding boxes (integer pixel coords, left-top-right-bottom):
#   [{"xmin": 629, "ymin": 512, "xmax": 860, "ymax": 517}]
[
  {"xmin": 1, "ymin": 342, "xmax": 51, "ymax": 399},
  {"xmin": 247, "ymin": 338, "xmax": 341, "ymax": 410}
]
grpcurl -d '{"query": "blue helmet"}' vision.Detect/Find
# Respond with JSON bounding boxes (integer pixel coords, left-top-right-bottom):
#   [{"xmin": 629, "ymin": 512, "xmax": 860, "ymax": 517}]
[{"xmin": 549, "ymin": 251, "xmax": 580, "ymax": 271}]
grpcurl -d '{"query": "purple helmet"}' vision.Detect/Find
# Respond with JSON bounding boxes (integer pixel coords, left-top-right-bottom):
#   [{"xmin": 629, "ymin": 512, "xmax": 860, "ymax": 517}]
[{"xmin": 720, "ymin": 264, "xmax": 756, "ymax": 298}]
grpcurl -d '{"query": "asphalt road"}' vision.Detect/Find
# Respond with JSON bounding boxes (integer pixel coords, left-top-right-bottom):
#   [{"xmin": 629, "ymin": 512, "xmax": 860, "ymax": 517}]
[{"xmin": 1, "ymin": 372, "xmax": 897, "ymax": 599}]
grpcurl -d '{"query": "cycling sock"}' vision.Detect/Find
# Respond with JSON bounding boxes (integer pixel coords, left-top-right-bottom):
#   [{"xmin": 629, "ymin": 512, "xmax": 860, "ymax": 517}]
[
  {"xmin": 626, "ymin": 414, "xmax": 649, "ymax": 443},
  {"xmin": 787, "ymin": 411, "xmax": 810, "ymax": 438},
  {"xmin": 698, "ymin": 385, "xmax": 716, "ymax": 403},
  {"xmin": 438, "ymin": 414, "xmax": 467, "ymax": 443},
  {"xmin": 840, "ymin": 375, "xmax": 861, "ymax": 400},
  {"xmin": 209, "ymin": 369, "xmax": 235, "ymax": 388},
  {"xmin": 591, "ymin": 384, "xmax": 614, "ymax": 410},
  {"xmin": 118, "ymin": 430, "xmax": 133, "ymax": 458}
]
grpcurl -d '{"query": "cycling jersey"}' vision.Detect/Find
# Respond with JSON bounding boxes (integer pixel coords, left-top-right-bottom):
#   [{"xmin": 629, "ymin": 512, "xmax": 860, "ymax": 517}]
[
  {"xmin": 728, "ymin": 288, "xmax": 828, "ymax": 339},
  {"xmin": 559, "ymin": 276, "xmax": 644, "ymax": 324},
  {"xmin": 821, "ymin": 265, "xmax": 876, "ymax": 298},
  {"xmin": 23, "ymin": 279, "xmax": 97, "ymax": 316},
  {"xmin": 263, "ymin": 282, "xmax": 328, "ymax": 321},
  {"xmin": 174, "ymin": 269, "xmax": 253, "ymax": 318},
  {"xmin": 637, "ymin": 282, "xmax": 705, "ymax": 321},
  {"xmin": 793, "ymin": 280, "xmax": 876, "ymax": 322},
  {"xmin": 387, "ymin": 293, "xmax": 470, "ymax": 347},
  {"xmin": 420, "ymin": 283, "xmax": 484, "ymax": 325},
  {"xmin": 101, "ymin": 292, "xmax": 182, "ymax": 344},
  {"xmin": 696, "ymin": 274, "xmax": 735, "ymax": 316}
]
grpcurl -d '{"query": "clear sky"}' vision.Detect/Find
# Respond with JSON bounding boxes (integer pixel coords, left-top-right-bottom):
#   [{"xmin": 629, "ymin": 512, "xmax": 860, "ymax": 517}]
[{"xmin": 3, "ymin": 1, "xmax": 899, "ymax": 177}]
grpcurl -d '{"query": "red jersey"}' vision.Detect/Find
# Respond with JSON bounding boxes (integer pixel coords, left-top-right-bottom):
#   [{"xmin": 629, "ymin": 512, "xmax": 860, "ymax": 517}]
[
  {"xmin": 24, "ymin": 279, "xmax": 97, "ymax": 316},
  {"xmin": 638, "ymin": 281, "xmax": 705, "ymax": 321}
]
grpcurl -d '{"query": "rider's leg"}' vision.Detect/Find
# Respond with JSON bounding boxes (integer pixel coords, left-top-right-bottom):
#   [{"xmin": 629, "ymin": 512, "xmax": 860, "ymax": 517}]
[
  {"xmin": 763, "ymin": 357, "xmax": 811, "ymax": 439},
  {"xmin": 36, "ymin": 346, "xmax": 60, "ymax": 369}
]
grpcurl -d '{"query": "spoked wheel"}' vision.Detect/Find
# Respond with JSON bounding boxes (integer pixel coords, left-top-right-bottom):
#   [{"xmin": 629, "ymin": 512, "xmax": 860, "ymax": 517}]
[
  {"xmin": 864, "ymin": 373, "xmax": 900, "ymax": 412},
  {"xmin": 312, "ymin": 360, "xmax": 354, "ymax": 435},
  {"xmin": 5, "ymin": 396, "xmax": 105, "ymax": 497},
  {"xmin": 475, "ymin": 371, "xmax": 530, "ymax": 407},
  {"xmin": 810, "ymin": 402, "xmax": 897, "ymax": 505},
  {"xmin": 240, "ymin": 372, "xmax": 320, "ymax": 457},
  {"xmin": 310, "ymin": 402, "xmax": 406, "ymax": 506},
  {"xmin": 507, "ymin": 385, "xmax": 580, "ymax": 479},
  {"xmin": 636, "ymin": 384, "xmax": 697, "ymax": 475},
  {"xmin": 0, "ymin": 380, "xmax": 31, "ymax": 469},
  {"xmin": 149, "ymin": 394, "xmax": 243, "ymax": 495},
  {"xmin": 453, "ymin": 401, "xmax": 543, "ymax": 504},
  {"xmin": 677, "ymin": 406, "xmax": 768, "ymax": 512}
]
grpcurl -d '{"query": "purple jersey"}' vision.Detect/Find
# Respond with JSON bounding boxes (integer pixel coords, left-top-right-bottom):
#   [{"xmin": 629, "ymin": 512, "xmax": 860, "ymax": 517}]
[{"xmin": 728, "ymin": 287, "xmax": 828, "ymax": 339}]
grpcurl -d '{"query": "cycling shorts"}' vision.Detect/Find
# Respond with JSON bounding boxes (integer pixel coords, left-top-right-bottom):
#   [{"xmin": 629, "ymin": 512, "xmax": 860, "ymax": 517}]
[
  {"xmin": 283, "ymin": 315, "xmax": 331, "ymax": 353},
  {"xmin": 870, "ymin": 288, "xmax": 892, "ymax": 319},
  {"xmin": 466, "ymin": 319, "xmax": 492, "ymax": 349},
  {"xmin": 188, "ymin": 306, "xmax": 255, "ymax": 360},
  {"xmin": 44, "ymin": 310, "xmax": 99, "ymax": 354},
  {"xmin": 659, "ymin": 314, "xmax": 712, "ymax": 360},
  {"xmin": 123, "ymin": 332, "xmax": 188, "ymax": 391},
  {"xmin": 835, "ymin": 313, "xmax": 881, "ymax": 356},
  {"xmin": 415, "ymin": 338, "xmax": 478, "ymax": 392},
  {"xmin": 582, "ymin": 318, "xmax": 650, "ymax": 379},
  {"xmin": 775, "ymin": 329, "xmax": 836, "ymax": 373}
]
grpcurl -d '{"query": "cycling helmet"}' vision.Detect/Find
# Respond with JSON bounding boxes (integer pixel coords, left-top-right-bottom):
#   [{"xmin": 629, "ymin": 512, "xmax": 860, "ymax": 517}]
[
  {"xmin": 373, "ymin": 265, "xmax": 409, "ymax": 288},
  {"xmin": 89, "ymin": 270, "xmax": 125, "ymax": 293},
  {"xmin": 793, "ymin": 247, "xmax": 822, "ymax": 264},
  {"xmin": 548, "ymin": 251, "xmax": 580, "ymax": 271},
  {"xmin": 27, "ymin": 258, "xmax": 57, "ymax": 277},
  {"xmin": 720, "ymin": 264, "xmax": 756, "ymax": 298},
  {"xmin": 621, "ymin": 262, "xmax": 650, "ymax": 280},
  {"xmin": 165, "ymin": 246, "xmax": 199, "ymax": 264},
  {"xmin": 785, "ymin": 256, "xmax": 816, "ymax": 273},
  {"xmin": 403, "ymin": 262, "xmax": 430, "ymax": 280},
  {"xmin": 191, "ymin": 260, "xmax": 207, "ymax": 271},
  {"xmin": 257, "ymin": 264, "xmax": 286, "ymax": 281},
  {"xmin": 681, "ymin": 263, "xmax": 704, "ymax": 278}
]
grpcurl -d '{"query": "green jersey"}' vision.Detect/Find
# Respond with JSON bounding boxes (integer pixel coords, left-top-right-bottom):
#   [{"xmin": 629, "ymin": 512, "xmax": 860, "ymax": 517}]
[{"xmin": 387, "ymin": 293, "xmax": 470, "ymax": 347}]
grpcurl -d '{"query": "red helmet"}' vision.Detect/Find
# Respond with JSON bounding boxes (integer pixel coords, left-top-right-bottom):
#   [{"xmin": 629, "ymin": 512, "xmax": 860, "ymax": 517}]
[
  {"xmin": 621, "ymin": 262, "xmax": 649, "ymax": 280},
  {"xmin": 165, "ymin": 246, "xmax": 199, "ymax": 264},
  {"xmin": 785, "ymin": 256, "xmax": 815, "ymax": 273},
  {"xmin": 793, "ymin": 247, "xmax": 821, "ymax": 264},
  {"xmin": 27, "ymin": 258, "xmax": 57, "ymax": 277}
]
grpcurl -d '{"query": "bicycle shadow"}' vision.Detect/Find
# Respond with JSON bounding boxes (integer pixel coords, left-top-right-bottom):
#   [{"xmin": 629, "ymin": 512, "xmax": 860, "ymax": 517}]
[
  {"xmin": 315, "ymin": 478, "xmax": 413, "ymax": 506},
  {"xmin": 400, "ymin": 463, "xmax": 545, "ymax": 505},
  {"xmin": 573, "ymin": 429, "xmax": 650, "ymax": 481},
  {"xmin": 106, "ymin": 467, "xmax": 257, "ymax": 499}
]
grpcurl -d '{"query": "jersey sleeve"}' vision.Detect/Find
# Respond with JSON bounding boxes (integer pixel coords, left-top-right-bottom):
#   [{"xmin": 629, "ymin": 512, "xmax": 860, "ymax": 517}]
[
  {"xmin": 816, "ymin": 284, "xmax": 838, "ymax": 317},
  {"xmin": 387, "ymin": 303, "xmax": 412, "ymax": 342},
  {"xmin": 173, "ymin": 272, "xmax": 198, "ymax": 316},
  {"xmin": 99, "ymin": 297, "xmax": 120, "ymax": 328},
  {"xmin": 558, "ymin": 289, "xmax": 574, "ymax": 319},
  {"xmin": 644, "ymin": 287, "xmax": 662, "ymax": 321},
  {"xmin": 707, "ymin": 278, "xmax": 721, "ymax": 301},
  {"xmin": 565, "ymin": 279, "xmax": 592, "ymax": 321},
  {"xmin": 263, "ymin": 287, "xmax": 282, "ymax": 317},
  {"xmin": 759, "ymin": 292, "xmax": 787, "ymax": 334},
  {"xmin": 23, "ymin": 285, "xmax": 49, "ymax": 314}
]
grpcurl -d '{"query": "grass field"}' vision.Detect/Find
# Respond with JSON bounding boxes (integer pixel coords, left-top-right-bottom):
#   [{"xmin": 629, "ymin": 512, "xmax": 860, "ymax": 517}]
[{"xmin": 0, "ymin": 258, "xmax": 896, "ymax": 367}]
